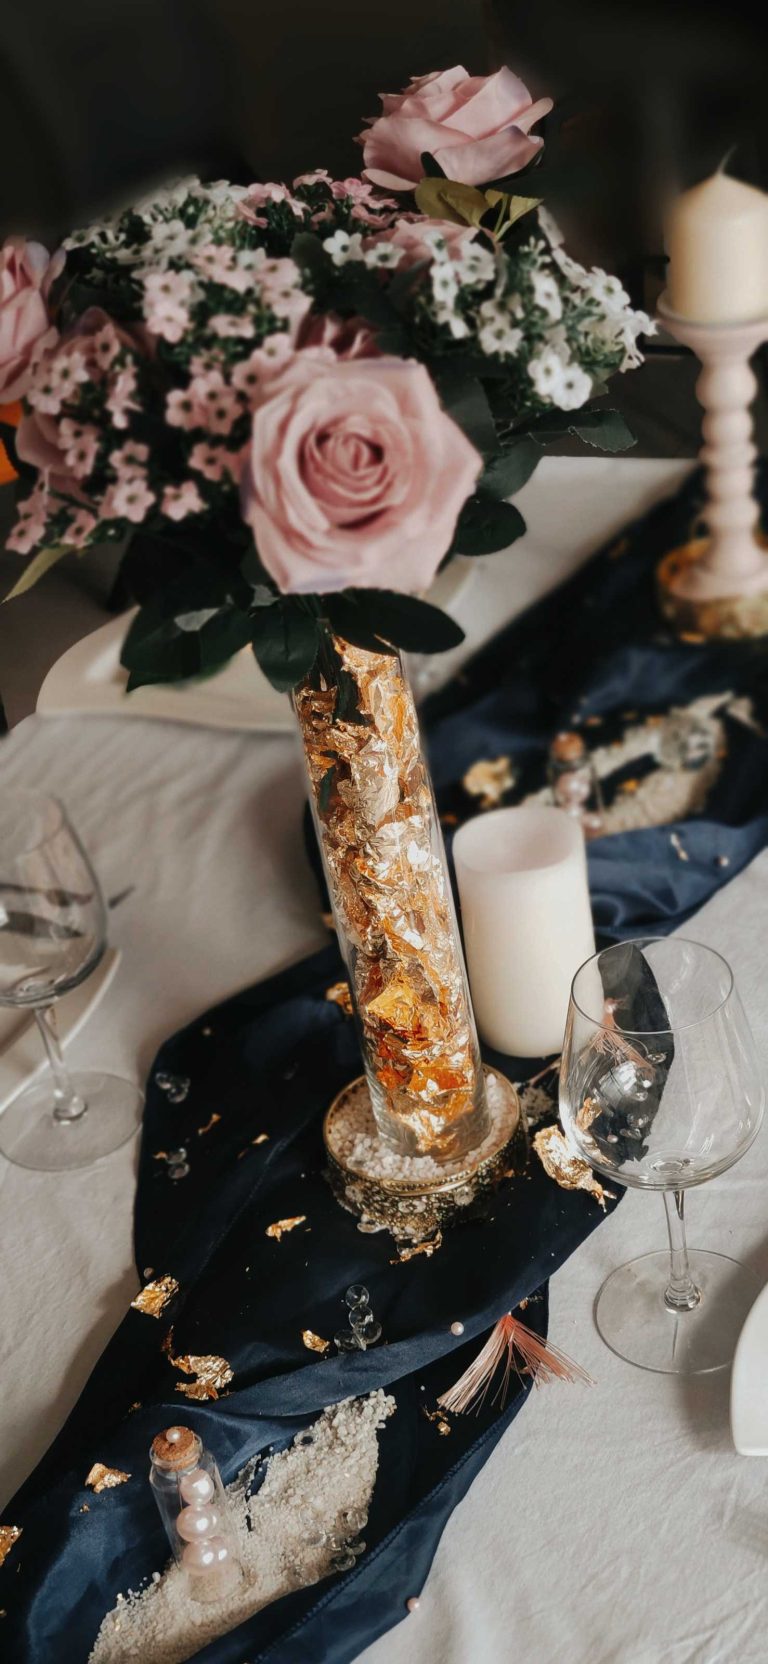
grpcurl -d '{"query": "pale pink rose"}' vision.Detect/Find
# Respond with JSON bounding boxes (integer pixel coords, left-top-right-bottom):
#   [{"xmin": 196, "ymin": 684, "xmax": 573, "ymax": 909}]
[
  {"xmin": 241, "ymin": 355, "xmax": 481, "ymax": 594},
  {"xmin": 0, "ymin": 237, "xmax": 64, "ymax": 401},
  {"xmin": 360, "ymin": 65, "xmax": 553, "ymax": 191},
  {"xmin": 364, "ymin": 215, "xmax": 478, "ymax": 269},
  {"xmin": 298, "ymin": 313, "xmax": 379, "ymax": 360}
]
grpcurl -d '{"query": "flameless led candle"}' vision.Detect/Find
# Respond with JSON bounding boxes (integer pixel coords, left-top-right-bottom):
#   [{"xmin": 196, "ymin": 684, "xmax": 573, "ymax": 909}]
[
  {"xmin": 664, "ymin": 172, "xmax": 768, "ymax": 324},
  {"xmin": 453, "ymin": 806, "xmax": 596, "ymax": 1057}
]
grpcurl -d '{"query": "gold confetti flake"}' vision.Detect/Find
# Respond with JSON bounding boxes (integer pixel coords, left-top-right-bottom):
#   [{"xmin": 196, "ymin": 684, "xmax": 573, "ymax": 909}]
[
  {"xmin": 462, "ymin": 755, "xmax": 516, "ymax": 810},
  {"xmin": 131, "ymin": 1274, "xmax": 179, "ymax": 1318},
  {"xmin": 423, "ymin": 1406, "xmax": 452, "ymax": 1436},
  {"xmin": 197, "ymin": 1113, "xmax": 221, "ymax": 1137},
  {"xmin": 325, "ymin": 980, "xmax": 353, "ymax": 1017},
  {"xmin": 619, "ymin": 778, "xmax": 639, "ymax": 795},
  {"xmin": 266, "ymin": 1216, "xmax": 307, "ymax": 1241},
  {"xmin": 302, "ymin": 1329, "xmax": 331, "ymax": 1355},
  {"xmin": 0, "ymin": 1526, "xmax": 21, "ymax": 1568},
  {"xmin": 253, "ymin": 1133, "xmax": 269, "ymax": 1145},
  {"xmin": 170, "ymin": 1351, "xmax": 233, "ymax": 1401},
  {"xmin": 152, "ymin": 1151, "xmax": 169, "ymax": 1162},
  {"xmin": 80, "ymin": 1505, "xmax": 90, "ymax": 1514},
  {"xmin": 391, "ymin": 1231, "xmax": 443, "ymax": 1264},
  {"xmin": 127, "ymin": 1402, "xmax": 141, "ymax": 1414},
  {"xmin": 85, "ymin": 1463, "xmax": 131, "ymax": 1492},
  {"xmin": 533, "ymin": 1125, "xmax": 615, "ymax": 1211}
]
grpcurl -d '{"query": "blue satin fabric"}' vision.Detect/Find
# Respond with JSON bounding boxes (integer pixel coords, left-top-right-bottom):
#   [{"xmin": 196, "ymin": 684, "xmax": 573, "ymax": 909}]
[{"xmin": 5, "ymin": 466, "xmax": 768, "ymax": 1663}]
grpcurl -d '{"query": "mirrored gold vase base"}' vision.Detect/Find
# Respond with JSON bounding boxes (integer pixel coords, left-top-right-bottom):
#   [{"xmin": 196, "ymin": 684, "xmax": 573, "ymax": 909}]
[
  {"xmin": 323, "ymin": 1066, "xmax": 526, "ymax": 1245},
  {"xmin": 657, "ymin": 538, "xmax": 768, "ymax": 640}
]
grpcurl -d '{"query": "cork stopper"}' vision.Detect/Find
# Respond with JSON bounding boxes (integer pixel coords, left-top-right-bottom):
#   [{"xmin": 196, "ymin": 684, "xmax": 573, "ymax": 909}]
[
  {"xmin": 150, "ymin": 1425, "xmax": 201, "ymax": 1472},
  {"xmin": 550, "ymin": 730, "xmax": 586, "ymax": 763}
]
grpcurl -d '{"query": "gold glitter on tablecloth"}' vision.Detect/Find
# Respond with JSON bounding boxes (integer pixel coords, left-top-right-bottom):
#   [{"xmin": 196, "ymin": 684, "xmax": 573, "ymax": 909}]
[
  {"xmin": 0, "ymin": 1526, "xmax": 21, "ymax": 1567},
  {"xmin": 170, "ymin": 1351, "xmax": 233, "ymax": 1401},
  {"xmin": 266, "ymin": 1216, "xmax": 306, "ymax": 1241},
  {"xmin": 462, "ymin": 755, "xmax": 516, "ymax": 809},
  {"xmin": 130, "ymin": 1275, "xmax": 179, "ymax": 1317},
  {"xmin": 533, "ymin": 1125, "xmax": 615, "ymax": 1211},
  {"xmin": 294, "ymin": 638, "xmax": 486, "ymax": 1158},
  {"xmin": 197, "ymin": 1113, "xmax": 221, "ymax": 1136},
  {"xmin": 302, "ymin": 1330, "xmax": 331, "ymax": 1354},
  {"xmin": 391, "ymin": 1232, "xmax": 443, "ymax": 1263},
  {"xmin": 422, "ymin": 1406, "xmax": 452, "ymax": 1435},
  {"xmin": 325, "ymin": 980, "xmax": 353, "ymax": 1016},
  {"xmin": 85, "ymin": 1464, "xmax": 131, "ymax": 1492}
]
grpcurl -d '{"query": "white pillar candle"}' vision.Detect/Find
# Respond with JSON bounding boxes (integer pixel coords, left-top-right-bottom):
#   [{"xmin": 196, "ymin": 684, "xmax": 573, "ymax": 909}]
[
  {"xmin": 664, "ymin": 172, "xmax": 768, "ymax": 324},
  {"xmin": 453, "ymin": 805, "xmax": 595, "ymax": 1057}
]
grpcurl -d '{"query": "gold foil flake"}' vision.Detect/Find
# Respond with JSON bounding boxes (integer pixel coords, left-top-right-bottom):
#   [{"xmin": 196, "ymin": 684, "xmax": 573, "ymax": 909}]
[
  {"xmin": 128, "ymin": 1402, "xmax": 141, "ymax": 1414},
  {"xmin": 302, "ymin": 1329, "xmax": 331, "ymax": 1354},
  {"xmin": 422, "ymin": 1406, "xmax": 452, "ymax": 1436},
  {"xmin": 391, "ymin": 1232, "xmax": 443, "ymax": 1263},
  {"xmin": 197, "ymin": 1113, "xmax": 221, "ymax": 1136},
  {"xmin": 0, "ymin": 1526, "xmax": 21, "ymax": 1567},
  {"xmin": 253, "ymin": 1133, "xmax": 269, "ymax": 1145},
  {"xmin": 85, "ymin": 1463, "xmax": 131, "ymax": 1492},
  {"xmin": 80, "ymin": 1505, "xmax": 90, "ymax": 1514},
  {"xmin": 266, "ymin": 1215, "xmax": 306, "ymax": 1241},
  {"xmin": 153, "ymin": 1151, "xmax": 169, "ymax": 1162},
  {"xmin": 131, "ymin": 1274, "xmax": 179, "ymax": 1318},
  {"xmin": 462, "ymin": 755, "xmax": 516, "ymax": 809},
  {"xmin": 619, "ymin": 778, "xmax": 639, "ymax": 795},
  {"xmin": 576, "ymin": 1096, "xmax": 601, "ymax": 1132},
  {"xmin": 171, "ymin": 1351, "xmax": 233, "ymax": 1401},
  {"xmin": 533, "ymin": 1125, "xmax": 616, "ymax": 1212},
  {"xmin": 325, "ymin": 981, "xmax": 353, "ymax": 1017}
]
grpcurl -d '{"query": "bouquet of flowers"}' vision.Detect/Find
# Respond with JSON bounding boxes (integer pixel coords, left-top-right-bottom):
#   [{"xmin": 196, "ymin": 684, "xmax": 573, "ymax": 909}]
[{"xmin": 1, "ymin": 64, "xmax": 652, "ymax": 691}]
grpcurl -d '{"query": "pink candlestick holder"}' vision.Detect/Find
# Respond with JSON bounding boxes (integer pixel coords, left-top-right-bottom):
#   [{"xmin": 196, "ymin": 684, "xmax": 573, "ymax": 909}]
[{"xmin": 656, "ymin": 298, "xmax": 768, "ymax": 638}]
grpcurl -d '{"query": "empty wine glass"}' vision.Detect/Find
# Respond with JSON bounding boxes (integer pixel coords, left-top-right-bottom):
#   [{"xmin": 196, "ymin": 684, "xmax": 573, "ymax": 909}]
[
  {"xmin": 0, "ymin": 789, "xmax": 142, "ymax": 1170},
  {"xmin": 560, "ymin": 936, "xmax": 764, "ymax": 1374}
]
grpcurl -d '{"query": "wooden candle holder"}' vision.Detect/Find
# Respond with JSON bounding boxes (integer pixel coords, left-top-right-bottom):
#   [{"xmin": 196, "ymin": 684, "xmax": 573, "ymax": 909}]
[{"xmin": 656, "ymin": 300, "xmax": 768, "ymax": 638}]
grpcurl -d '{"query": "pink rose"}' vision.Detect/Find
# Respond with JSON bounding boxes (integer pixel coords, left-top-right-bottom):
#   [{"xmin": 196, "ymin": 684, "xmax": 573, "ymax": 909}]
[
  {"xmin": 364, "ymin": 215, "xmax": 478, "ymax": 269},
  {"xmin": 241, "ymin": 355, "xmax": 481, "ymax": 594},
  {"xmin": 15, "ymin": 409, "xmax": 91, "ymax": 502},
  {"xmin": 360, "ymin": 65, "xmax": 553, "ymax": 191},
  {"xmin": 0, "ymin": 237, "xmax": 64, "ymax": 401}
]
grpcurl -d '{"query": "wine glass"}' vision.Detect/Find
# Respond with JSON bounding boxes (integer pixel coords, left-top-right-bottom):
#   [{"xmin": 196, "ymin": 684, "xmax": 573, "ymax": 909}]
[
  {"xmin": 560, "ymin": 936, "xmax": 764, "ymax": 1374},
  {"xmin": 0, "ymin": 789, "xmax": 142, "ymax": 1170}
]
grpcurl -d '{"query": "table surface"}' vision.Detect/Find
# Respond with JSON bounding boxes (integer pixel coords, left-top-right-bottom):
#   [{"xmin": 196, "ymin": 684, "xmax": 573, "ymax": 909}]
[{"xmin": 7, "ymin": 455, "xmax": 766, "ymax": 1664}]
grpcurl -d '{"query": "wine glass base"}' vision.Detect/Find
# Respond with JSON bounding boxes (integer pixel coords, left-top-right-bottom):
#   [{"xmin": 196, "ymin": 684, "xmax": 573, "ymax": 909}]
[
  {"xmin": 595, "ymin": 1250, "xmax": 761, "ymax": 1375},
  {"xmin": 0, "ymin": 1073, "xmax": 143, "ymax": 1171}
]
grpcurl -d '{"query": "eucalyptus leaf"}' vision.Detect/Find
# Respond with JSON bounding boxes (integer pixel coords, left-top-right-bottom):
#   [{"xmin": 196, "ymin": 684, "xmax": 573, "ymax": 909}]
[
  {"xmin": 453, "ymin": 494, "xmax": 526, "ymax": 555},
  {"xmin": 432, "ymin": 371, "xmax": 500, "ymax": 457},
  {"xmin": 323, "ymin": 593, "xmax": 397, "ymax": 654},
  {"xmin": 250, "ymin": 603, "xmax": 319, "ymax": 692},
  {"xmin": 480, "ymin": 438, "xmax": 541, "ymax": 499},
  {"xmin": 331, "ymin": 589, "xmax": 465, "ymax": 653},
  {"xmin": 529, "ymin": 407, "xmax": 636, "ymax": 453}
]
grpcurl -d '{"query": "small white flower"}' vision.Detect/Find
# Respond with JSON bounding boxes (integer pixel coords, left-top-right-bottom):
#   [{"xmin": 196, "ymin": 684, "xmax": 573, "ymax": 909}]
[
  {"xmin": 435, "ymin": 307, "xmax": 470, "ymax": 340},
  {"xmin": 537, "ymin": 207, "xmax": 565, "ymax": 249},
  {"xmin": 478, "ymin": 320, "xmax": 522, "ymax": 356},
  {"xmin": 420, "ymin": 228, "xmax": 451, "ymax": 263},
  {"xmin": 363, "ymin": 244, "xmax": 404, "ymax": 269},
  {"xmin": 431, "ymin": 265, "xmax": 459, "ymax": 305},
  {"xmin": 584, "ymin": 268, "xmax": 631, "ymax": 315},
  {"xmin": 555, "ymin": 364, "xmax": 592, "ymax": 410},
  {"xmin": 528, "ymin": 347, "xmax": 569, "ymax": 400},
  {"xmin": 455, "ymin": 245, "xmax": 496, "ymax": 287},
  {"xmin": 322, "ymin": 230, "xmax": 363, "ymax": 266},
  {"xmin": 531, "ymin": 270, "xmax": 563, "ymax": 322}
]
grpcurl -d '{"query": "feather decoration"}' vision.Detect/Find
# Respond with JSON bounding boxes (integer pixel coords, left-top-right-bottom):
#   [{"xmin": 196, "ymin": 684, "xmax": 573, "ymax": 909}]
[{"xmin": 438, "ymin": 1312, "xmax": 593, "ymax": 1415}]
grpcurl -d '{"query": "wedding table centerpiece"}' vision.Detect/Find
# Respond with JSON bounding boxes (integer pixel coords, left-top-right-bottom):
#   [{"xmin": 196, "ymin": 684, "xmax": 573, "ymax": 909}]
[{"xmin": 1, "ymin": 61, "xmax": 652, "ymax": 1191}]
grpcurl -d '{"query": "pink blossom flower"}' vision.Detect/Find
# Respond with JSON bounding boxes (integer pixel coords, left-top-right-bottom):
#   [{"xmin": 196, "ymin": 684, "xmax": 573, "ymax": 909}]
[
  {"xmin": 165, "ymin": 387, "xmax": 200, "ymax": 430},
  {"xmin": 360, "ymin": 65, "xmax": 553, "ymax": 191},
  {"xmin": 65, "ymin": 508, "xmax": 98, "ymax": 547},
  {"xmin": 59, "ymin": 418, "xmax": 100, "ymax": 479},
  {"xmin": 237, "ymin": 183, "xmax": 309, "ymax": 227},
  {"xmin": 6, "ymin": 510, "xmax": 48, "ymax": 554},
  {"xmin": 0, "ymin": 237, "xmax": 64, "ymax": 401},
  {"xmin": 27, "ymin": 344, "xmax": 89, "ymax": 414},
  {"xmin": 241, "ymin": 354, "xmax": 481, "ymax": 594},
  {"xmin": 15, "ymin": 409, "xmax": 91, "ymax": 501},
  {"xmin": 187, "ymin": 368, "xmax": 240, "ymax": 435},
  {"xmin": 91, "ymin": 323, "xmax": 122, "ymax": 371},
  {"xmin": 364, "ymin": 215, "xmax": 478, "ymax": 270},
  {"xmin": 106, "ymin": 365, "xmax": 140, "ymax": 428},
  {"xmin": 209, "ymin": 314, "xmax": 255, "ymax": 339},
  {"xmin": 103, "ymin": 471, "xmax": 155, "ymax": 523},
  {"xmin": 189, "ymin": 441, "xmax": 232, "ymax": 481},
  {"xmin": 110, "ymin": 439, "xmax": 150, "ymax": 473},
  {"xmin": 142, "ymin": 270, "xmax": 195, "ymax": 343},
  {"xmin": 162, "ymin": 481, "xmax": 205, "ymax": 520},
  {"xmin": 192, "ymin": 244, "xmax": 237, "ymax": 284}
]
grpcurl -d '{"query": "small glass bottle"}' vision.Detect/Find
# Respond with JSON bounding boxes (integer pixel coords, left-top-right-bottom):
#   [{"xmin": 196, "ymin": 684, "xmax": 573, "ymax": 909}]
[
  {"xmin": 547, "ymin": 731, "xmax": 604, "ymax": 839},
  {"xmin": 149, "ymin": 1424, "xmax": 243, "ymax": 1603}
]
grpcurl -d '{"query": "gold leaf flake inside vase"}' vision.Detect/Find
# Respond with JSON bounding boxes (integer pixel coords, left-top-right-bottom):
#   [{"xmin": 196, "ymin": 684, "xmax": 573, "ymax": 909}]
[
  {"xmin": 131, "ymin": 1275, "xmax": 179, "ymax": 1318},
  {"xmin": 85, "ymin": 1463, "xmax": 131, "ymax": 1492},
  {"xmin": 170, "ymin": 1351, "xmax": 233, "ymax": 1401},
  {"xmin": 302, "ymin": 1329, "xmax": 331, "ymax": 1355},
  {"xmin": 325, "ymin": 981, "xmax": 353, "ymax": 1016},
  {"xmin": 0, "ymin": 1526, "xmax": 21, "ymax": 1567},
  {"xmin": 533, "ymin": 1125, "xmax": 615, "ymax": 1211},
  {"xmin": 266, "ymin": 1216, "xmax": 306, "ymax": 1241}
]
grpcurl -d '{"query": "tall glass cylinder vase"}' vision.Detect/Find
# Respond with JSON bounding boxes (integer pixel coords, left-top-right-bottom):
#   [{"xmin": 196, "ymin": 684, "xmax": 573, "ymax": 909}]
[{"xmin": 294, "ymin": 633, "xmax": 489, "ymax": 1163}]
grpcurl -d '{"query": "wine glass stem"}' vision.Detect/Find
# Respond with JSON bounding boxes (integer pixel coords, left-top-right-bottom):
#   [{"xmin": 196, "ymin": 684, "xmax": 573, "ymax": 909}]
[
  {"xmin": 663, "ymin": 1188, "xmax": 701, "ymax": 1312},
  {"xmin": 35, "ymin": 1005, "xmax": 87, "ymax": 1122}
]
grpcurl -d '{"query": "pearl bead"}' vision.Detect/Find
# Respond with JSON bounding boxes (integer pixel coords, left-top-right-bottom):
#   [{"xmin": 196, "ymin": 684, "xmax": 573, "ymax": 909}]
[
  {"xmin": 450, "ymin": 1321, "xmax": 465, "ymax": 1336},
  {"xmin": 406, "ymin": 1597, "xmax": 420, "ymax": 1612},
  {"xmin": 177, "ymin": 1505, "xmax": 219, "ymax": 1542},
  {"xmin": 166, "ymin": 1427, "xmax": 184, "ymax": 1444},
  {"xmin": 179, "ymin": 1467, "xmax": 215, "ymax": 1506},
  {"xmin": 182, "ymin": 1535, "xmax": 229, "ymax": 1572}
]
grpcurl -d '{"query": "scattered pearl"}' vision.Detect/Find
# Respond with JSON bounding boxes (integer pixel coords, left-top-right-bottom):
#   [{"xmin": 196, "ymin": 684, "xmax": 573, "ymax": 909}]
[
  {"xmin": 166, "ymin": 1427, "xmax": 184, "ymax": 1444},
  {"xmin": 177, "ymin": 1505, "xmax": 219, "ymax": 1542},
  {"xmin": 182, "ymin": 1534, "xmax": 229, "ymax": 1571},
  {"xmin": 179, "ymin": 1467, "xmax": 215, "ymax": 1506},
  {"xmin": 450, "ymin": 1322, "xmax": 465, "ymax": 1336},
  {"xmin": 406, "ymin": 1597, "xmax": 420, "ymax": 1612}
]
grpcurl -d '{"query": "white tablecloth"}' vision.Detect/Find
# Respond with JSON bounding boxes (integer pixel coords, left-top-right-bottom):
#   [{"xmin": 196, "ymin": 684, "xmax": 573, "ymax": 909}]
[{"xmin": 8, "ymin": 455, "xmax": 764, "ymax": 1664}]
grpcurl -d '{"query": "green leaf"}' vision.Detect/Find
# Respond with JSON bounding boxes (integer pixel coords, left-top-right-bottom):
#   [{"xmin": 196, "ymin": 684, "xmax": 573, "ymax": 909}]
[
  {"xmin": 250, "ymin": 603, "xmax": 319, "ymax": 692},
  {"xmin": 290, "ymin": 231, "xmax": 328, "ymax": 284},
  {"xmin": 329, "ymin": 589, "xmax": 465, "ymax": 654},
  {"xmin": 121, "ymin": 597, "xmax": 252, "ymax": 689},
  {"xmin": 4, "ymin": 544, "xmax": 70, "ymax": 600},
  {"xmin": 483, "ymin": 190, "xmax": 541, "ymax": 234},
  {"xmin": 567, "ymin": 409, "xmax": 636, "ymax": 453},
  {"xmin": 432, "ymin": 370, "xmax": 500, "ymax": 457},
  {"xmin": 480, "ymin": 438, "xmax": 541, "ymax": 499},
  {"xmin": 323, "ymin": 593, "xmax": 398, "ymax": 654},
  {"xmin": 414, "ymin": 177, "xmax": 490, "ymax": 228},
  {"xmin": 453, "ymin": 494, "xmax": 526, "ymax": 555}
]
